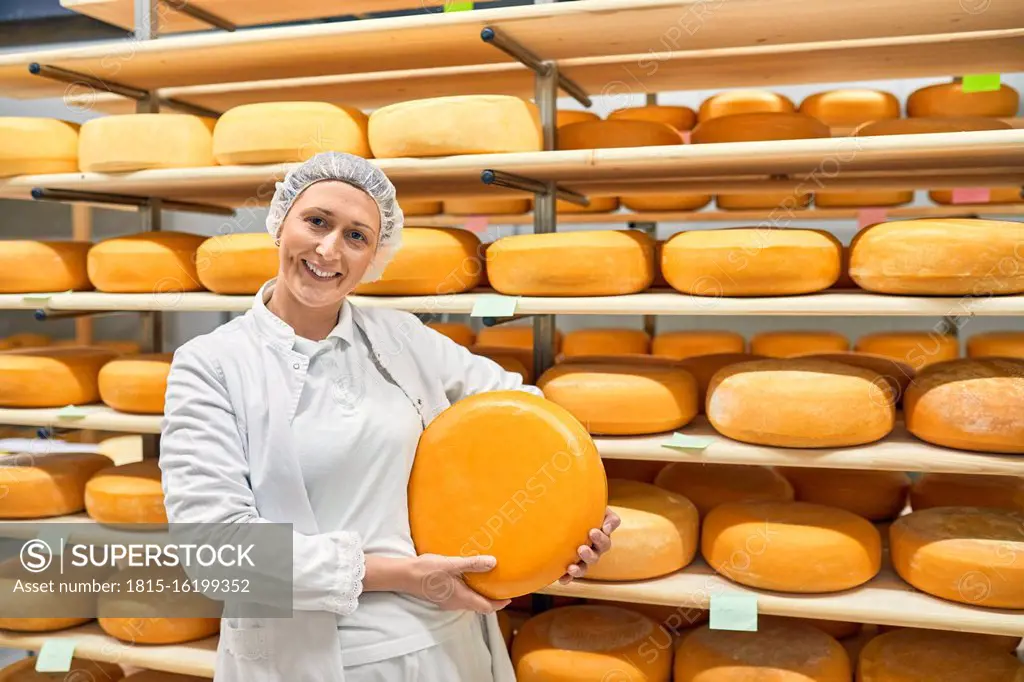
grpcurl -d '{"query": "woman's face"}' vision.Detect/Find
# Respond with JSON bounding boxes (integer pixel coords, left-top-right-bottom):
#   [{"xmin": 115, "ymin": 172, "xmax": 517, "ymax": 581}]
[{"xmin": 276, "ymin": 180, "xmax": 381, "ymax": 308}]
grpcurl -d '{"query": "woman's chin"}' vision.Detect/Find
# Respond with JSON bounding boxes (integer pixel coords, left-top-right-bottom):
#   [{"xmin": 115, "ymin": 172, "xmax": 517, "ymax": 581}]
[{"xmin": 287, "ymin": 272, "xmax": 350, "ymax": 308}]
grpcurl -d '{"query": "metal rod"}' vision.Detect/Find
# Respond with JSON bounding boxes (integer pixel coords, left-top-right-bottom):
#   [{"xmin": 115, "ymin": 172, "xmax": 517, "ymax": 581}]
[
  {"xmin": 480, "ymin": 26, "xmax": 591, "ymax": 107},
  {"xmin": 162, "ymin": 0, "xmax": 237, "ymax": 31},
  {"xmin": 158, "ymin": 97, "xmax": 222, "ymax": 119},
  {"xmin": 34, "ymin": 310, "xmax": 127, "ymax": 322},
  {"xmin": 480, "ymin": 170, "xmax": 589, "ymax": 206},
  {"xmin": 31, "ymin": 188, "xmax": 234, "ymax": 216},
  {"xmin": 530, "ymin": 59, "xmax": 560, "ymax": 380},
  {"xmin": 135, "ymin": 0, "xmax": 159, "ymax": 40}
]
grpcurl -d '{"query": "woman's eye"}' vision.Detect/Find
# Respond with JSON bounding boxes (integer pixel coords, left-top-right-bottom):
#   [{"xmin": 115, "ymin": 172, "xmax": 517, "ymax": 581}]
[
  {"xmin": 307, "ymin": 216, "xmax": 326, "ymax": 228},
  {"xmin": 348, "ymin": 230, "xmax": 366, "ymax": 242}
]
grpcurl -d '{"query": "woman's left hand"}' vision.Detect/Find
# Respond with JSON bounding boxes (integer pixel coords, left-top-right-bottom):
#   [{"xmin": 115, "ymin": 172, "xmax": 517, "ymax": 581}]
[{"xmin": 559, "ymin": 507, "xmax": 621, "ymax": 584}]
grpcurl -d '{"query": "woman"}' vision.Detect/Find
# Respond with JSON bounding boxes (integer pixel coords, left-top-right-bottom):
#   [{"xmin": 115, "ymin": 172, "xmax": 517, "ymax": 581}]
[{"xmin": 159, "ymin": 152, "xmax": 620, "ymax": 682}]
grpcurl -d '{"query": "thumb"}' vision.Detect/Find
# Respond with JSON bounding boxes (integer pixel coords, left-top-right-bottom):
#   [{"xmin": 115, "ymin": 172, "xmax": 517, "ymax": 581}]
[{"xmin": 447, "ymin": 555, "xmax": 498, "ymax": 575}]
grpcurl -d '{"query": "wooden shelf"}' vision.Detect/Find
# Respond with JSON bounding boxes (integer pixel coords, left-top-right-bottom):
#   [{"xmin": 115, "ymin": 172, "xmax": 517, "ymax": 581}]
[
  {"xmin": 0, "ymin": 513, "xmax": 168, "ymax": 546},
  {"xmin": 0, "ymin": 405, "xmax": 162, "ymax": 435}
]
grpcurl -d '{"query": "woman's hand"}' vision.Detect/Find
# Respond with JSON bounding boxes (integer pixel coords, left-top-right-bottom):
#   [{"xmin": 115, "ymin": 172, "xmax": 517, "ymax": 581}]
[
  {"xmin": 559, "ymin": 507, "xmax": 621, "ymax": 584},
  {"xmin": 405, "ymin": 553, "xmax": 511, "ymax": 614}
]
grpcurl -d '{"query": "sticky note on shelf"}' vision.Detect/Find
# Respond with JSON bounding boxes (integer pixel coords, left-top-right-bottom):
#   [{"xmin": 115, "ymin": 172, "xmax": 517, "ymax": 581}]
[
  {"xmin": 55, "ymin": 405, "xmax": 87, "ymax": 420},
  {"xmin": 951, "ymin": 187, "xmax": 990, "ymax": 204},
  {"xmin": 35, "ymin": 639, "xmax": 77, "ymax": 672},
  {"xmin": 21, "ymin": 294, "xmax": 53, "ymax": 305},
  {"xmin": 709, "ymin": 594, "xmax": 758, "ymax": 631},
  {"xmin": 37, "ymin": 525, "xmax": 70, "ymax": 556},
  {"xmin": 444, "ymin": 0, "xmax": 474, "ymax": 11},
  {"xmin": 961, "ymin": 73, "xmax": 1001, "ymax": 93},
  {"xmin": 470, "ymin": 294, "xmax": 518, "ymax": 318},
  {"xmin": 464, "ymin": 215, "xmax": 489, "ymax": 233},
  {"xmin": 857, "ymin": 207, "xmax": 888, "ymax": 230},
  {"xmin": 661, "ymin": 432, "xmax": 715, "ymax": 450}
]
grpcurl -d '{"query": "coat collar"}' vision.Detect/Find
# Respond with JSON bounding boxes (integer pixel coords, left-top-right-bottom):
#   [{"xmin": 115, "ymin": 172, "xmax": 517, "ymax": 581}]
[{"xmin": 252, "ymin": 278, "xmax": 355, "ymax": 350}]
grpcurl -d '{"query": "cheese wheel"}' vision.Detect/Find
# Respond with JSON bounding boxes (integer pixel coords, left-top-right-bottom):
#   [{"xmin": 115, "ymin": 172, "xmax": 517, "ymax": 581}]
[
  {"xmin": 907, "ymin": 81, "xmax": 1020, "ymax": 118},
  {"xmin": 750, "ymin": 331, "xmax": 850, "ymax": 357},
  {"xmin": 707, "ymin": 359, "xmax": 895, "ymax": 447},
  {"xmin": 88, "ymin": 231, "xmax": 207, "ymax": 294},
  {"xmin": 779, "ymin": 467, "xmax": 911, "ymax": 521},
  {"xmin": 608, "ymin": 105, "xmax": 696, "ymax": 132},
  {"xmin": 195, "ymin": 232, "xmax": 276, "ymax": 294},
  {"xmin": 400, "ymin": 199, "xmax": 443, "ymax": 216},
  {"xmin": 98, "ymin": 566, "xmax": 221, "ymax": 644},
  {"xmin": 557, "ymin": 354, "xmax": 683, "ymax": 369},
  {"xmin": 704, "ymin": 500, "xmax": 882, "ymax": 592},
  {"xmin": 557, "ymin": 110, "xmax": 600, "ymax": 128},
  {"xmin": 556, "ymin": 195, "xmax": 619, "ymax": 213},
  {"xmin": 910, "ymin": 473, "xmax": 1024, "ymax": 514},
  {"xmin": 409, "ymin": 391, "xmax": 606, "ymax": 599},
  {"xmin": 903, "ymin": 358, "xmax": 1024, "ymax": 453},
  {"xmin": 354, "ymin": 227, "xmax": 482, "ymax": 295},
  {"xmin": 367, "ymin": 95, "xmax": 541, "ymax": 158},
  {"xmin": 655, "ymin": 462, "xmax": 794, "ymax": 517},
  {"xmin": 537, "ymin": 362, "xmax": 698, "ymax": 435},
  {"xmin": 815, "ymin": 190, "xmax": 913, "ymax": 208},
  {"xmin": 799, "ymin": 89, "xmax": 901, "ymax": 128},
  {"xmin": 486, "ymin": 230, "xmax": 655, "ymax": 296},
  {"xmin": 889, "ymin": 506, "xmax": 1024, "ymax": 608},
  {"xmin": 601, "ymin": 459, "xmax": 667, "ymax": 484},
  {"xmin": 590, "ymin": 600, "xmax": 708, "ymax": 632},
  {"xmin": 773, "ymin": 616, "xmax": 862, "ymax": 641},
  {"xmin": 718, "ymin": 191, "xmax": 812, "ymax": 210},
  {"xmin": 512, "ymin": 605, "xmax": 672, "ymax": 682},
  {"xmin": 798, "ymin": 352, "xmax": 915, "ymax": 403},
  {"xmin": 0, "ymin": 657, "xmax": 124, "ymax": 681},
  {"xmin": 0, "ymin": 117, "xmax": 79, "ymax": 177},
  {"xmin": 0, "ymin": 241, "xmax": 91, "ymax": 293},
  {"xmin": 859, "ymin": 628, "xmax": 1024, "ymax": 682},
  {"xmin": 855, "ymin": 116, "xmax": 1013, "ymax": 137},
  {"xmin": 967, "ymin": 331, "xmax": 1024, "ymax": 359},
  {"xmin": 561, "ymin": 329, "xmax": 650, "ymax": 358},
  {"xmin": 661, "ymin": 228, "xmax": 841, "ymax": 296},
  {"xmin": 691, "ymin": 112, "xmax": 830, "ymax": 144},
  {"xmin": 212, "ymin": 102, "xmax": 370, "ymax": 164},
  {"xmin": 620, "ymin": 193, "xmax": 711, "ymax": 211},
  {"xmin": 2, "ymin": 333, "xmax": 52, "ymax": 350},
  {"xmin": 698, "ymin": 91, "xmax": 796, "ymax": 122},
  {"xmin": 855, "ymin": 332, "xmax": 960, "ymax": 370},
  {"xmin": 676, "ymin": 621, "xmax": 852, "ymax": 682},
  {"xmin": 0, "ymin": 555, "xmax": 114, "ymax": 631},
  {"xmin": 0, "ymin": 451, "xmax": 112, "ymax": 518},
  {"xmin": 85, "ymin": 459, "xmax": 166, "ymax": 525},
  {"xmin": 476, "ymin": 326, "xmax": 563, "ymax": 352},
  {"xmin": 929, "ymin": 187, "xmax": 1023, "ymax": 205},
  {"xmin": 677, "ymin": 352, "xmax": 766, "ymax": 414},
  {"xmin": 96, "ymin": 340, "xmax": 142, "ymax": 355},
  {"xmin": 123, "ymin": 672, "xmax": 209, "ymax": 682},
  {"xmin": 474, "ymin": 349, "xmax": 533, "ymax": 383},
  {"xmin": 426, "ymin": 322, "xmax": 475, "ymax": 347},
  {"xmin": 97, "ymin": 352, "xmax": 172, "ymax": 415},
  {"xmin": 557, "ymin": 120, "xmax": 682, "ymax": 149},
  {"xmin": 443, "ymin": 197, "xmax": 531, "ymax": 215},
  {"xmin": 79, "ymin": 114, "xmax": 215, "ymax": 172},
  {"xmin": 652, "ymin": 331, "xmax": 746, "ymax": 360},
  {"xmin": 0, "ymin": 347, "xmax": 117, "ymax": 407}
]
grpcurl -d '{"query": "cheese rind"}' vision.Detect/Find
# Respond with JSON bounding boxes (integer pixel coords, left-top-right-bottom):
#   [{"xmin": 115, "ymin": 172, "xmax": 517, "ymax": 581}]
[
  {"xmin": 426, "ymin": 322, "xmax": 475, "ymax": 347},
  {"xmin": 0, "ymin": 240, "xmax": 92, "ymax": 293},
  {"xmin": 799, "ymin": 89, "xmax": 900, "ymax": 127},
  {"xmin": 475, "ymin": 326, "xmax": 563, "ymax": 352},
  {"xmin": 690, "ymin": 112, "xmax": 830, "ymax": 144},
  {"xmin": 698, "ymin": 90, "xmax": 796, "ymax": 122},
  {"xmin": 557, "ymin": 120, "xmax": 682, "ymax": 149},
  {"xmin": 854, "ymin": 331, "xmax": 960, "ymax": 370},
  {"xmin": 652, "ymin": 331, "xmax": 746, "ymax": 360},
  {"xmin": 0, "ymin": 451, "xmax": 112, "ymax": 519},
  {"xmin": 0, "ymin": 555, "xmax": 114, "ymax": 631},
  {"xmin": 0, "ymin": 657, "xmax": 124, "ymax": 680},
  {"xmin": 0, "ymin": 347, "xmax": 117, "ymax": 407},
  {"xmin": 814, "ymin": 190, "xmax": 913, "ymax": 207},
  {"xmin": 196, "ymin": 233, "xmax": 277, "ymax": 294},
  {"xmin": 855, "ymin": 116, "xmax": 1012, "ymax": 136},
  {"xmin": 750, "ymin": 331, "xmax": 850, "ymax": 357},
  {"xmin": 556, "ymin": 195, "xmax": 619, "ymax": 213},
  {"xmin": 655, "ymin": 462, "xmax": 793, "ymax": 517},
  {"xmin": 677, "ymin": 352, "xmax": 766, "ymax": 414},
  {"xmin": 88, "ymin": 231, "xmax": 207, "ymax": 293},
  {"xmin": 354, "ymin": 227, "xmax": 482, "ymax": 295},
  {"xmin": 718, "ymin": 191, "xmax": 811, "ymax": 210},
  {"xmin": 561, "ymin": 329, "xmax": 650, "ymax": 359},
  {"xmin": 557, "ymin": 110, "xmax": 600, "ymax": 128},
  {"xmin": 97, "ymin": 353, "xmax": 173, "ymax": 415},
  {"xmin": 797, "ymin": 352, "xmax": 915, "ymax": 403},
  {"xmin": 779, "ymin": 467, "xmax": 910, "ymax": 521},
  {"xmin": 79, "ymin": 114, "xmax": 216, "ymax": 172},
  {"xmin": 859, "ymin": 628, "xmax": 1024, "ymax": 682},
  {"xmin": 929, "ymin": 187, "xmax": 1023, "ymax": 205},
  {"xmin": 907, "ymin": 81, "xmax": 1020, "ymax": 118},
  {"xmin": 910, "ymin": 473, "xmax": 1024, "ymax": 514},
  {"xmin": 966, "ymin": 331, "xmax": 1024, "ymax": 359},
  {"xmin": 400, "ymin": 199, "xmax": 443, "ymax": 216},
  {"xmin": 0, "ymin": 117, "xmax": 79, "ymax": 177},
  {"xmin": 620, "ymin": 193, "xmax": 711, "ymax": 211},
  {"xmin": 608, "ymin": 105, "xmax": 696, "ymax": 132},
  {"xmin": 443, "ymin": 198, "xmax": 532, "ymax": 215},
  {"xmin": 85, "ymin": 459, "xmax": 167, "ymax": 525}
]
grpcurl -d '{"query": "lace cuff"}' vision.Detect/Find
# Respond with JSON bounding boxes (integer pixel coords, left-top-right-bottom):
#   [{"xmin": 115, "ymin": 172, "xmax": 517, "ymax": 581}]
[{"xmin": 328, "ymin": 531, "xmax": 365, "ymax": 616}]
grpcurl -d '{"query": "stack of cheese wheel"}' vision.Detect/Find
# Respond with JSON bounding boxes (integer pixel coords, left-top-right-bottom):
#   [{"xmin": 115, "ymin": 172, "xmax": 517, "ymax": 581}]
[
  {"xmin": 512, "ymin": 605, "xmax": 672, "ymax": 681},
  {"xmin": 859, "ymin": 628, "xmax": 1024, "ymax": 682},
  {"xmin": 556, "ymin": 110, "xmax": 600, "ymax": 128},
  {"xmin": 486, "ymin": 230, "xmax": 655, "ymax": 296},
  {"xmin": 855, "ymin": 331, "xmax": 960, "ymax": 370},
  {"xmin": 890, "ymin": 506, "xmax": 1024, "ymax": 609},
  {"xmin": 426, "ymin": 322, "xmax": 475, "ymax": 347},
  {"xmin": 212, "ymin": 102, "xmax": 370, "ymax": 164},
  {"xmin": 85, "ymin": 459, "xmax": 167, "ymax": 525},
  {"xmin": 0, "ymin": 451, "xmax": 112, "ymax": 518},
  {"xmin": 355, "ymin": 227, "xmax": 482, "ymax": 295},
  {"xmin": 655, "ymin": 462, "xmax": 794, "ymax": 517},
  {"xmin": 798, "ymin": 351, "xmax": 916, "ymax": 404},
  {"xmin": 0, "ymin": 346, "xmax": 117, "ymax": 407},
  {"xmin": 779, "ymin": 467, "xmax": 911, "ymax": 521},
  {"xmin": 967, "ymin": 331, "xmax": 1024, "ymax": 359},
  {"xmin": 677, "ymin": 352, "xmax": 766, "ymax": 413},
  {"xmin": 409, "ymin": 391, "xmax": 606, "ymax": 599},
  {"xmin": 0, "ymin": 117, "xmax": 80, "ymax": 176},
  {"xmin": 0, "ymin": 241, "xmax": 92, "ymax": 293},
  {"xmin": 652, "ymin": 331, "xmax": 746, "ymax": 359},
  {"xmin": 560, "ymin": 328, "xmax": 650, "ymax": 359},
  {"xmin": 443, "ymin": 197, "xmax": 532, "ymax": 215},
  {"xmin": 750, "ymin": 330, "xmax": 850, "ymax": 357},
  {"xmin": 368, "ymin": 95, "xmax": 542, "ymax": 158},
  {"xmin": 910, "ymin": 473, "xmax": 1024, "ymax": 513},
  {"xmin": 88, "ymin": 231, "xmax": 207, "ymax": 293},
  {"xmin": 661, "ymin": 228, "xmax": 842, "ymax": 296},
  {"xmin": 400, "ymin": 198, "xmax": 443, "ymax": 216},
  {"xmin": 0, "ymin": 657, "xmax": 124, "ymax": 681},
  {"xmin": 98, "ymin": 353, "xmax": 173, "ymax": 414},
  {"xmin": 79, "ymin": 114, "xmax": 216, "ymax": 171},
  {"xmin": 0, "ymin": 555, "xmax": 114, "ymax": 632},
  {"xmin": 904, "ymin": 358, "xmax": 1024, "ymax": 453},
  {"xmin": 196, "ymin": 232, "xmax": 277, "ymax": 294}
]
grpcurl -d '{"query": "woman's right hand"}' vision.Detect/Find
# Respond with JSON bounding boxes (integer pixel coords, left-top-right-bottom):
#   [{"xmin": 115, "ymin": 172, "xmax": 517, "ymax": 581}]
[{"xmin": 406, "ymin": 553, "xmax": 511, "ymax": 614}]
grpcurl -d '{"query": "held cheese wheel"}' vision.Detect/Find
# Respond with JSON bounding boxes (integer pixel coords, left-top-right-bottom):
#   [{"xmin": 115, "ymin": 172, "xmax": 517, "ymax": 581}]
[
  {"xmin": 556, "ymin": 195, "xmax": 619, "ymax": 214},
  {"xmin": 88, "ymin": 231, "xmax": 207, "ymax": 294},
  {"xmin": 0, "ymin": 451, "xmax": 112, "ymax": 518},
  {"xmin": 476, "ymin": 325, "xmax": 563, "ymax": 352},
  {"xmin": 400, "ymin": 199, "xmax": 443, "ymax": 216},
  {"xmin": 707, "ymin": 359, "xmax": 895, "ymax": 447},
  {"xmin": 0, "ymin": 657, "xmax": 124, "ymax": 681},
  {"xmin": 655, "ymin": 462, "xmax": 794, "ymax": 517},
  {"xmin": 652, "ymin": 331, "xmax": 746, "ymax": 359},
  {"xmin": 79, "ymin": 114, "xmax": 215, "ymax": 172},
  {"xmin": 354, "ymin": 227, "xmax": 482, "ymax": 295},
  {"xmin": 195, "ymin": 232, "xmax": 276, "ymax": 294},
  {"xmin": 703, "ymin": 501, "xmax": 882, "ymax": 592},
  {"xmin": 815, "ymin": 189, "xmax": 913, "ymax": 208},
  {"xmin": 586, "ymin": 479, "xmax": 699, "ymax": 581},
  {"xmin": 677, "ymin": 352, "xmax": 766, "ymax": 414},
  {"xmin": 929, "ymin": 187, "xmax": 1023, "ymax": 205},
  {"xmin": 409, "ymin": 391, "xmax": 607, "ymax": 599},
  {"xmin": 620, "ymin": 193, "xmax": 711, "ymax": 212},
  {"xmin": 512, "ymin": 605, "xmax": 672, "ymax": 682},
  {"xmin": 443, "ymin": 197, "xmax": 532, "ymax": 215},
  {"xmin": 779, "ymin": 467, "xmax": 910, "ymax": 521},
  {"xmin": 556, "ymin": 109, "xmax": 600, "ymax": 128},
  {"xmin": 97, "ymin": 353, "xmax": 173, "ymax": 414},
  {"xmin": 855, "ymin": 116, "xmax": 1013, "ymax": 136},
  {"xmin": 907, "ymin": 80, "xmax": 1020, "ymax": 118},
  {"xmin": 212, "ymin": 102, "xmax": 370, "ymax": 164},
  {"xmin": 798, "ymin": 352, "xmax": 915, "ymax": 403},
  {"xmin": 698, "ymin": 90, "xmax": 796, "ymax": 122},
  {"xmin": 0, "ymin": 555, "xmax": 114, "ymax": 632},
  {"xmin": 889, "ymin": 507, "xmax": 1024, "ymax": 609},
  {"xmin": 859, "ymin": 628, "xmax": 1024, "ymax": 682},
  {"xmin": 537, "ymin": 362, "xmax": 698, "ymax": 436},
  {"xmin": 0, "ymin": 117, "xmax": 79, "ymax": 177},
  {"xmin": 967, "ymin": 331, "xmax": 1024, "ymax": 359},
  {"xmin": 691, "ymin": 112, "xmax": 831, "ymax": 144},
  {"xmin": 661, "ymin": 228, "xmax": 841, "ymax": 296},
  {"xmin": 798, "ymin": 89, "xmax": 901, "ymax": 128},
  {"xmin": 903, "ymin": 358, "xmax": 1024, "ymax": 453},
  {"xmin": 855, "ymin": 331, "xmax": 960, "ymax": 370},
  {"xmin": 85, "ymin": 459, "xmax": 166, "ymax": 525},
  {"xmin": 750, "ymin": 331, "xmax": 850, "ymax": 357},
  {"xmin": 367, "ymin": 95, "xmax": 541, "ymax": 158},
  {"xmin": 426, "ymin": 322, "xmax": 475, "ymax": 347},
  {"xmin": 557, "ymin": 119, "xmax": 682, "ymax": 150},
  {"xmin": 608, "ymin": 105, "xmax": 696, "ymax": 132},
  {"xmin": 0, "ymin": 241, "xmax": 91, "ymax": 293},
  {"xmin": 486, "ymin": 230, "xmax": 655, "ymax": 296},
  {"xmin": 910, "ymin": 473, "xmax": 1024, "ymax": 514},
  {"xmin": 0, "ymin": 347, "xmax": 117, "ymax": 407},
  {"xmin": 561, "ymin": 329, "xmax": 650, "ymax": 358}
]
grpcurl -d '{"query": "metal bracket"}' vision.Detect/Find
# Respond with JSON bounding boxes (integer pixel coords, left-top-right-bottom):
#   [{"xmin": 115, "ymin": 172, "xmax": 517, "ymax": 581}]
[
  {"xmin": 162, "ymin": 0, "xmax": 236, "ymax": 31},
  {"xmin": 31, "ymin": 188, "xmax": 234, "ymax": 216},
  {"xmin": 480, "ymin": 26, "xmax": 591, "ymax": 107},
  {"xmin": 480, "ymin": 170, "xmax": 589, "ymax": 207}
]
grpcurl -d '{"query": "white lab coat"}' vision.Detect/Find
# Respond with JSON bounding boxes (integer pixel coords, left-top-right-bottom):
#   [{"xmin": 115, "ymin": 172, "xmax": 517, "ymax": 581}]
[{"xmin": 159, "ymin": 279, "xmax": 537, "ymax": 682}]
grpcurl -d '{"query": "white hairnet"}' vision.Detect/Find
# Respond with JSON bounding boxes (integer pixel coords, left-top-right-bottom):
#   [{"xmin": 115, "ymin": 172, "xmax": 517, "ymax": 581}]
[{"xmin": 265, "ymin": 151, "xmax": 404, "ymax": 282}]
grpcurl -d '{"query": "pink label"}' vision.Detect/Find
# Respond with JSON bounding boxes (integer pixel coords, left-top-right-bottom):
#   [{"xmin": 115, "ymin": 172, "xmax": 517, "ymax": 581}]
[
  {"xmin": 681, "ymin": 130, "xmax": 692, "ymax": 144},
  {"xmin": 464, "ymin": 215, "xmax": 489, "ymax": 232},
  {"xmin": 857, "ymin": 208, "xmax": 888, "ymax": 230},
  {"xmin": 951, "ymin": 188, "xmax": 991, "ymax": 204}
]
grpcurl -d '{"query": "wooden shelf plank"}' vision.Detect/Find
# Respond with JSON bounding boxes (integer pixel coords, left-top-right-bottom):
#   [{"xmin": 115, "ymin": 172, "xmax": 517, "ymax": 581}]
[
  {"xmin": 0, "ymin": 405, "xmax": 162, "ymax": 435},
  {"xmin": 0, "ymin": 513, "xmax": 168, "ymax": 546}
]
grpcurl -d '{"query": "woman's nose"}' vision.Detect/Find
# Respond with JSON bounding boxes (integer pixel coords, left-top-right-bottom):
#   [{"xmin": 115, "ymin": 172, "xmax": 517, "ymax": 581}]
[{"xmin": 316, "ymin": 229, "xmax": 342, "ymax": 259}]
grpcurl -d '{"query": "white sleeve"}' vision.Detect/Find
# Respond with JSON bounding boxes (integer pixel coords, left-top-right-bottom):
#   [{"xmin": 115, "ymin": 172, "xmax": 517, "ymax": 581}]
[{"xmin": 159, "ymin": 345, "xmax": 364, "ymax": 616}]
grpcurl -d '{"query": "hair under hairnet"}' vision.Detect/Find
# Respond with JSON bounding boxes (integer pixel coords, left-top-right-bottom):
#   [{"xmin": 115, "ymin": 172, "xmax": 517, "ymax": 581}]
[{"xmin": 265, "ymin": 151, "xmax": 404, "ymax": 282}]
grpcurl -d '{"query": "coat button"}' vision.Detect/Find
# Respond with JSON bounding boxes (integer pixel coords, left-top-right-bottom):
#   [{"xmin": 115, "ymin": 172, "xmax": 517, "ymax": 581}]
[{"xmin": 293, "ymin": 363, "xmax": 300, "ymax": 370}]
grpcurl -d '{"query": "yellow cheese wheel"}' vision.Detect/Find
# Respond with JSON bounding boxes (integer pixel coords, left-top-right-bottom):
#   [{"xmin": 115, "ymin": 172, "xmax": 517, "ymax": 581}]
[
  {"xmin": 88, "ymin": 231, "xmax": 207, "ymax": 293},
  {"xmin": 903, "ymin": 358, "xmax": 1024, "ymax": 453},
  {"xmin": 855, "ymin": 116, "xmax": 1013, "ymax": 136},
  {"xmin": 815, "ymin": 190, "xmax": 914, "ymax": 208},
  {"xmin": 443, "ymin": 197, "xmax": 532, "ymax": 215},
  {"xmin": 798, "ymin": 352, "xmax": 915, "ymax": 403},
  {"xmin": 85, "ymin": 459, "xmax": 166, "ymax": 525},
  {"xmin": 0, "ymin": 657, "xmax": 124, "ymax": 681},
  {"xmin": 0, "ymin": 347, "xmax": 117, "ymax": 407},
  {"xmin": 859, "ymin": 628, "xmax": 1024, "ymax": 682},
  {"xmin": 601, "ymin": 459, "xmax": 667, "ymax": 484},
  {"xmin": 556, "ymin": 195, "xmax": 619, "ymax": 213},
  {"xmin": 96, "ymin": 340, "xmax": 142, "ymax": 355},
  {"xmin": 587, "ymin": 479, "xmax": 698, "ymax": 581},
  {"xmin": 910, "ymin": 473, "xmax": 1024, "ymax": 514},
  {"xmin": 766, "ymin": 616, "xmax": 862, "ymax": 641},
  {"xmin": 698, "ymin": 90, "xmax": 796, "ymax": 122},
  {"xmin": 718, "ymin": 191, "xmax": 812, "ymax": 210},
  {"xmin": 426, "ymin": 322, "xmax": 475, "ymax": 347},
  {"xmin": 799, "ymin": 89, "xmax": 901, "ymax": 128},
  {"xmin": 486, "ymin": 230, "xmax": 655, "ymax": 296},
  {"xmin": 0, "ymin": 241, "xmax": 92, "ymax": 293},
  {"xmin": 400, "ymin": 199, "xmax": 443, "ymax": 215},
  {"xmin": 368, "ymin": 95, "xmax": 541, "ymax": 158},
  {"xmin": 675, "ymin": 621, "xmax": 852, "ymax": 681},
  {"xmin": 620, "ymin": 193, "xmax": 711, "ymax": 211},
  {"xmin": 608, "ymin": 105, "xmax": 697, "ymax": 132},
  {"xmin": 561, "ymin": 329, "xmax": 650, "ymax": 358},
  {"xmin": 707, "ymin": 358, "xmax": 896, "ymax": 447},
  {"xmin": 704, "ymin": 500, "xmax": 882, "ymax": 592},
  {"xmin": 471, "ymin": 347, "xmax": 533, "ymax": 383},
  {"xmin": 212, "ymin": 102, "xmax": 370, "ymax": 164},
  {"xmin": 779, "ymin": 467, "xmax": 911, "ymax": 521},
  {"xmin": 354, "ymin": 227, "xmax": 482, "ymax": 295},
  {"xmin": 409, "ymin": 391, "xmax": 606, "ymax": 599},
  {"xmin": 855, "ymin": 332, "xmax": 960, "ymax": 370},
  {"xmin": 655, "ymin": 462, "xmax": 794, "ymax": 517},
  {"xmin": 0, "ymin": 555, "xmax": 114, "ymax": 631},
  {"xmin": 195, "ymin": 232, "xmax": 276, "ymax": 294},
  {"xmin": 589, "ymin": 599, "xmax": 708, "ymax": 631},
  {"xmin": 0, "ymin": 451, "xmax": 112, "ymax": 518},
  {"xmin": 557, "ymin": 110, "xmax": 600, "ymax": 128},
  {"xmin": 652, "ymin": 331, "xmax": 746, "ymax": 360},
  {"xmin": 537, "ymin": 362, "xmax": 698, "ymax": 436},
  {"xmin": 967, "ymin": 331, "xmax": 1024, "ymax": 359},
  {"xmin": 512, "ymin": 605, "xmax": 672, "ymax": 682},
  {"xmin": 79, "ymin": 114, "xmax": 215, "ymax": 172},
  {"xmin": 889, "ymin": 506, "xmax": 1024, "ymax": 609},
  {"xmin": 0, "ymin": 117, "xmax": 79, "ymax": 177},
  {"xmin": 691, "ymin": 112, "xmax": 831, "ymax": 144},
  {"xmin": 661, "ymin": 228, "xmax": 841, "ymax": 296},
  {"xmin": 4, "ymin": 333, "xmax": 52, "ymax": 349},
  {"xmin": 677, "ymin": 352, "xmax": 767, "ymax": 414},
  {"xmin": 97, "ymin": 352, "xmax": 172, "ymax": 415},
  {"xmin": 98, "ymin": 566, "xmax": 221, "ymax": 644},
  {"xmin": 557, "ymin": 120, "xmax": 682, "ymax": 149},
  {"xmin": 750, "ymin": 331, "xmax": 850, "ymax": 357},
  {"xmin": 475, "ymin": 326, "xmax": 563, "ymax": 352},
  {"xmin": 929, "ymin": 187, "xmax": 1023, "ymax": 205},
  {"xmin": 907, "ymin": 81, "xmax": 1020, "ymax": 118}
]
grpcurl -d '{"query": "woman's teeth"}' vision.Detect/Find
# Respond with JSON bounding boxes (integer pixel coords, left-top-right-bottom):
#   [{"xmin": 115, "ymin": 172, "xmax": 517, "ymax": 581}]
[{"xmin": 303, "ymin": 259, "xmax": 340, "ymax": 280}]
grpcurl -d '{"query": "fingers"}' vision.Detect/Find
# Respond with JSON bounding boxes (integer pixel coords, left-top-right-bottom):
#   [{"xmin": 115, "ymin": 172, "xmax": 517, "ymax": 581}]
[
  {"xmin": 578, "ymin": 543, "xmax": 600, "ymax": 565},
  {"xmin": 447, "ymin": 555, "xmax": 498, "ymax": 574},
  {"xmin": 459, "ymin": 585, "xmax": 510, "ymax": 614},
  {"xmin": 589, "ymin": 528, "xmax": 612, "ymax": 555},
  {"xmin": 603, "ymin": 509, "xmax": 622, "ymax": 535}
]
